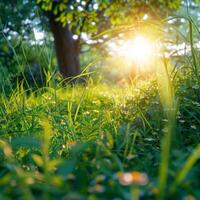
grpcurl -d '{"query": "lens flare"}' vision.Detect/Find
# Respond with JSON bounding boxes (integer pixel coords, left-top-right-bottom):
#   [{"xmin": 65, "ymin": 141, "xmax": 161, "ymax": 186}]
[
  {"xmin": 122, "ymin": 36, "xmax": 154, "ymax": 65},
  {"xmin": 108, "ymin": 35, "xmax": 155, "ymax": 69}
]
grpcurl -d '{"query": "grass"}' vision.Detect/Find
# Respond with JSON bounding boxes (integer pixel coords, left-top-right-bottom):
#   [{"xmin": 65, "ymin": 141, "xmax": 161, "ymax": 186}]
[
  {"xmin": 0, "ymin": 65, "xmax": 200, "ymax": 199},
  {"xmin": 0, "ymin": 13, "xmax": 200, "ymax": 200}
]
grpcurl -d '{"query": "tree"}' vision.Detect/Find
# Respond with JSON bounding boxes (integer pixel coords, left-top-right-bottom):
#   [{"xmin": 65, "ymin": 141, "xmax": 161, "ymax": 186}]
[
  {"xmin": 37, "ymin": 0, "xmax": 182, "ymax": 78},
  {"xmin": 0, "ymin": 0, "xmax": 182, "ymax": 79}
]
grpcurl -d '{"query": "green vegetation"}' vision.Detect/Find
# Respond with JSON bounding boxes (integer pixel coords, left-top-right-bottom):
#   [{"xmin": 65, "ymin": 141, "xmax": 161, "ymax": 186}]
[
  {"xmin": 0, "ymin": 1, "xmax": 200, "ymax": 200},
  {"xmin": 0, "ymin": 56, "xmax": 200, "ymax": 199}
]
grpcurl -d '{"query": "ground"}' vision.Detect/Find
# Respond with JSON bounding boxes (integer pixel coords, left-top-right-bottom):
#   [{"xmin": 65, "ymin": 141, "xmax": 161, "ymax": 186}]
[{"xmin": 0, "ymin": 72, "xmax": 200, "ymax": 199}]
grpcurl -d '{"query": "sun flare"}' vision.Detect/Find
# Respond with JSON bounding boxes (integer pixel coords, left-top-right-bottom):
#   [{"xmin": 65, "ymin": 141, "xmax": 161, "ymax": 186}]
[
  {"xmin": 109, "ymin": 35, "xmax": 155, "ymax": 68},
  {"xmin": 128, "ymin": 36, "xmax": 153, "ymax": 63}
]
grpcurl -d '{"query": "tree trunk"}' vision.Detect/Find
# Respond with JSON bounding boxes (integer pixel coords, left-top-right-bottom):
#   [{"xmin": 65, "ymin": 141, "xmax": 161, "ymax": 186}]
[{"xmin": 49, "ymin": 16, "xmax": 80, "ymax": 78}]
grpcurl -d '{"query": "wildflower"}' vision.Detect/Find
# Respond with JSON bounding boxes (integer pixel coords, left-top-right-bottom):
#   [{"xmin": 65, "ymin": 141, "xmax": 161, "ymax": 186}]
[
  {"xmin": 191, "ymin": 125, "xmax": 197, "ymax": 130},
  {"xmin": 67, "ymin": 141, "xmax": 76, "ymax": 147},
  {"xmin": 3, "ymin": 146, "xmax": 12, "ymax": 157},
  {"xmin": 183, "ymin": 195, "xmax": 196, "ymax": 200},
  {"xmin": 117, "ymin": 171, "xmax": 148, "ymax": 186},
  {"xmin": 88, "ymin": 184, "xmax": 105, "ymax": 193}
]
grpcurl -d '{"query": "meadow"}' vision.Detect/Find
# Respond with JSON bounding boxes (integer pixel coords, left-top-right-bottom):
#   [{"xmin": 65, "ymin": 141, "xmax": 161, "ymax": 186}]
[
  {"xmin": 0, "ymin": 1, "xmax": 200, "ymax": 200},
  {"xmin": 0, "ymin": 54, "xmax": 200, "ymax": 200}
]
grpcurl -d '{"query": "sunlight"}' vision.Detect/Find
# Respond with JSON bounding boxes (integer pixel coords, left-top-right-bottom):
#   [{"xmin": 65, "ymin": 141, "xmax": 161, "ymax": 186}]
[
  {"xmin": 120, "ymin": 36, "xmax": 154, "ymax": 66},
  {"xmin": 108, "ymin": 35, "xmax": 155, "ymax": 70}
]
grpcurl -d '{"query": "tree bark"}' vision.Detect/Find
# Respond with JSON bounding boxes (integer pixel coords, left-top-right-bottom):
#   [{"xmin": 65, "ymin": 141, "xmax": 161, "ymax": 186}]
[{"xmin": 49, "ymin": 16, "xmax": 80, "ymax": 78}]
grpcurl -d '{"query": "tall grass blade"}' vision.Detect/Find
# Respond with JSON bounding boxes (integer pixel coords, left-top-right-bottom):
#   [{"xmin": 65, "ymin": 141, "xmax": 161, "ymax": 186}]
[
  {"xmin": 170, "ymin": 144, "xmax": 200, "ymax": 193},
  {"xmin": 156, "ymin": 58, "xmax": 177, "ymax": 200}
]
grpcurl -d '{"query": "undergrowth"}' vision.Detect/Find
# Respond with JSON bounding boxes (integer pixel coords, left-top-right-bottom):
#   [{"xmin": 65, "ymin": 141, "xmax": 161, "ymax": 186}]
[
  {"xmin": 0, "ymin": 12, "xmax": 200, "ymax": 200},
  {"xmin": 0, "ymin": 66, "xmax": 200, "ymax": 200}
]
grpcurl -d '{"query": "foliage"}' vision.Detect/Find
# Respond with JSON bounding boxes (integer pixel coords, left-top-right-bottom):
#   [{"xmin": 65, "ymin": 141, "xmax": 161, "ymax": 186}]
[
  {"xmin": 37, "ymin": 0, "xmax": 182, "ymax": 37},
  {"xmin": 0, "ymin": 57, "xmax": 200, "ymax": 199},
  {"xmin": 0, "ymin": 0, "xmax": 54, "ymax": 91},
  {"xmin": 0, "ymin": 1, "xmax": 200, "ymax": 200},
  {"xmin": 0, "ymin": 41, "xmax": 56, "ymax": 93}
]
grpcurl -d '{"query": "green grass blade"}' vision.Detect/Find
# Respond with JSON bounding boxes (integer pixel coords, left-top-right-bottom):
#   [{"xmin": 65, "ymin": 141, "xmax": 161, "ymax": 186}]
[{"xmin": 170, "ymin": 144, "xmax": 200, "ymax": 193}]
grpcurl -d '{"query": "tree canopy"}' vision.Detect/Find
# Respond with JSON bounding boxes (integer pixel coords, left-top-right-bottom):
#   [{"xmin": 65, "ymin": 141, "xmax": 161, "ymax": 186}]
[
  {"xmin": 0, "ymin": 0, "xmax": 183, "ymax": 79},
  {"xmin": 37, "ymin": 0, "xmax": 182, "ymax": 37}
]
